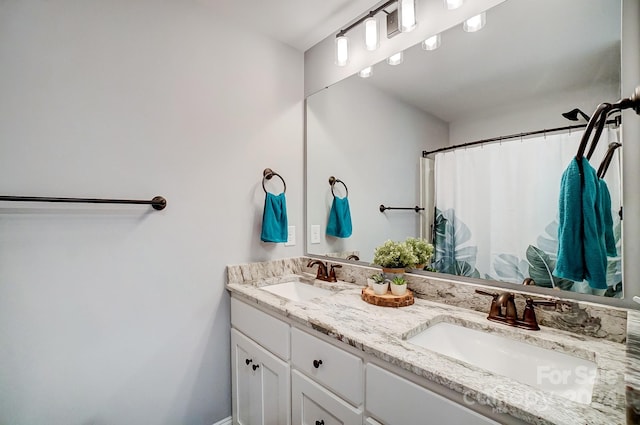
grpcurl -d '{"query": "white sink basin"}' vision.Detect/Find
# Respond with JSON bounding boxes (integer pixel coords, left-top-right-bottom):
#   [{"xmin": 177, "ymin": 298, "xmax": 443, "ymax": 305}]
[
  {"xmin": 407, "ymin": 321, "xmax": 596, "ymax": 404},
  {"xmin": 261, "ymin": 280, "xmax": 333, "ymax": 302}
]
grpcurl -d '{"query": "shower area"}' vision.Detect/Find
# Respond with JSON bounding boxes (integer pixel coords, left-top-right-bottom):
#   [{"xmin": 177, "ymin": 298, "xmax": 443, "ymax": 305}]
[{"xmin": 421, "ymin": 126, "xmax": 622, "ymax": 297}]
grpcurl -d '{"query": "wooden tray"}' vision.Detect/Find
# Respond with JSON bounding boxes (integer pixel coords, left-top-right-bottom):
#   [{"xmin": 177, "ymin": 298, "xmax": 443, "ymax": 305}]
[{"xmin": 361, "ymin": 287, "xmax": 414, "ymax": 307}]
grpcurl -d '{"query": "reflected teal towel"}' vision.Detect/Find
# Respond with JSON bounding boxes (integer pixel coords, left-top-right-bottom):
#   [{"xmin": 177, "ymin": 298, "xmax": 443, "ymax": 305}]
[
  {"xmin": 326, "ymin": 196, "xmax": 352, "ymax": 238},
  {"xmin": 261, "ymin": 192, "xmax": 288, "ymax": 243},
  {"xmin": 599, "ymin": 179, "xmax": 617, "ymax": 257},
  {"xmin": 555, "ymin": 157, "xmax": 607, "ymax": 289}
]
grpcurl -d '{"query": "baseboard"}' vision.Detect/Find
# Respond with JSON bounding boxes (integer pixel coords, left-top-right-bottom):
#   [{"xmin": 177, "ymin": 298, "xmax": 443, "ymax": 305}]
[{"xmin": 212, "ymin": 416, "xmax": 232, "ymax": 425}]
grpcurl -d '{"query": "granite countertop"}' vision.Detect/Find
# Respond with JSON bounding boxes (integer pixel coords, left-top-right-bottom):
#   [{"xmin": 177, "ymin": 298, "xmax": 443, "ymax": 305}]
[{"xmin": 227, "ymin": 266, "xmax": 627, "ymax": 425}]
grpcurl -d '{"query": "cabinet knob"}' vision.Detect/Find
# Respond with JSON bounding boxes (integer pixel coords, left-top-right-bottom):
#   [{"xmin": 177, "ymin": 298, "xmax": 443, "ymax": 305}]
[
  {"xmin": 245, "ymin": 359, "xmax": 253, "ymax": 365},
  {"xmin": 313, "ymin": 359, "xmax": 323, "ymax": 369},
  {"xmin": 315, "ymin": 421, "xmax": 324, "ymax": 425},
  {"xmin": 252, "ymin": 364, "xmax": 260, "ymax": 371}
]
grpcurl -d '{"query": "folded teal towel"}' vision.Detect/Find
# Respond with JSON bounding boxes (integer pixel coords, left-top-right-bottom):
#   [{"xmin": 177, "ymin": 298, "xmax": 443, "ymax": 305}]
[
  {"xmin": 555, "ymin": 157, "xmax": 608, "ymax": 289},
  {"xmin": 261, "ymin": 192, "xmax": 288, "ymax": 243},
  {"xmin": 326, "ymin": 196, "xmax": 352, "ymax": 238},
  {"xmin": 599, "ymin": 179, "xmax": 617, "ymax": 257}
]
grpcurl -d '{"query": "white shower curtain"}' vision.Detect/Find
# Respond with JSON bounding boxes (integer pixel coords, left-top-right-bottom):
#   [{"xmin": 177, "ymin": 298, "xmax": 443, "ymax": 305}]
[{"xmin": 432, "ymin": 129, "xmax": 622, "ymax": 295}]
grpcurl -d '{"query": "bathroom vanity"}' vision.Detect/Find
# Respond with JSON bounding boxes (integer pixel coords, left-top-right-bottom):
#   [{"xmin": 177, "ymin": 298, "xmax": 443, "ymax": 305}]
[{"xmin": 227, "ymin": 258, "xmax": 628, "ymax": 425}]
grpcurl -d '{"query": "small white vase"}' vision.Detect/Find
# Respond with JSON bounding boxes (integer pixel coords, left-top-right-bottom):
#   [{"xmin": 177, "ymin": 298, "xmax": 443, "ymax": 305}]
[
  {"xmin": 372, "ymin": 281, "xmax": 389, "ymax": 295},
  {"xmin": 390, "ymin": 283, "xmax": 407, "ymax": 296}
]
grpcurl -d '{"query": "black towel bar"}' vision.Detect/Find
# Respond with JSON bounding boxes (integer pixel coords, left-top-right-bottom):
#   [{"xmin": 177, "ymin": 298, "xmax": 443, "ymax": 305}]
[
  {"xmin": 379, "ymin": 204, "xmax": 424, "ymax": 213},
  {"xmin": 0, "ymin": 195, "xmax": 167, "ymax": 210}
]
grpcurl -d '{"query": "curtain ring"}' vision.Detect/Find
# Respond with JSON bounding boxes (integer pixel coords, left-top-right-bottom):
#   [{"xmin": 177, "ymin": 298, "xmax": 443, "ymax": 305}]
[
  {"xmin": 262, "ymin": 168, "xmax": 286, "ymax": 194},
  {"xmin": 329, "ymin": 176, "xmax": 349, "ymax": 198}
]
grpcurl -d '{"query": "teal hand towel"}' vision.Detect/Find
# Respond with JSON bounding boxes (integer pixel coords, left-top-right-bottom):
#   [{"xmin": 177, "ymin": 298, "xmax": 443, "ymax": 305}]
[
  {"xmin": 326, "ymin": 196, "xmax": 352, "ymax": 238},
  {"xmin": 599, "ymin": 179, "xmax": 617, "ymax": 257},
  {"xmin": 555, "ymin": 157, "xmax": 607, "ymax": 289},
  {"xmin": 261, "ymin": 192, "xmax": 288, "ymax": 243}
]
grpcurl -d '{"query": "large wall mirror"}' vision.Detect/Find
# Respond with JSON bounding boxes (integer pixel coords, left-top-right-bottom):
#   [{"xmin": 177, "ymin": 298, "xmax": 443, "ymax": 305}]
[{"xmin": 305, "ymin": 0, "xmax": 636, "ymax": 304}]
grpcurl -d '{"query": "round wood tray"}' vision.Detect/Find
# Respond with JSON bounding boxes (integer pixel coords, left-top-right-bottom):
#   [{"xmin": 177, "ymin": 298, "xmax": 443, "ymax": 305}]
[{"xmin": 361, "ymin": 287, "xmax": 414, "ymax": 307}]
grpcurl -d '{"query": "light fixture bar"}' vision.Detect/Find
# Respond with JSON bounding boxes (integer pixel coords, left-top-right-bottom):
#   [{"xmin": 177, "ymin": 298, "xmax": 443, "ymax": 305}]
[
  {"xmin": 336, "ymin": 0, "xmax": 397, "ymax": 38},
  {"xmin": 398, "ymin": 0, "xmax": 416, "ymax": 32}
]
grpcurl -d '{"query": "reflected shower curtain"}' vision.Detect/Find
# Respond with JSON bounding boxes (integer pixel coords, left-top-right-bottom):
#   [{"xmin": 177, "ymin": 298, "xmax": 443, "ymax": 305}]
[{"xmin": 432, "ymin": 129, "xmax": 622, "ymax": 296}]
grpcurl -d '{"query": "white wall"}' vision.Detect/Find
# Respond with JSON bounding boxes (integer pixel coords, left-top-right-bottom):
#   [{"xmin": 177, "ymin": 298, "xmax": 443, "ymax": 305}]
[
  {"xmin": 621, "ymin": 0, "xmax": 640, "ymax": 307},
  {"xmin": 448, "ymin": 83, "xmax": 621, "ymax": 146},
  {"xmin": 0, "ymin": 1, "xmax": 303, "ymax": 424},
  {"xmin": 306, "ymin": 76, "xmax": 448, "ymax": 262}
]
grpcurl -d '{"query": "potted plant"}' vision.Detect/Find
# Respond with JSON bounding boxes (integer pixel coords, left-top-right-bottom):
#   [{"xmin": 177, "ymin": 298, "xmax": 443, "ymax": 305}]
[
  {"xmin": 367, "ymin": 273, "xmax": 385, "ymax": 289},
  {"xmin": 368, "ymin": 273, "xmax": 389, "ymax": 295},
  {"xmin": 372, "ymin": 240, "xmax": 418, "ymax": 278},
  {"xmin": 390, "ymin": 275, "xmax": 408, "ymax": 296},
  {"xmin": 405, "ymin": 237, "xmax": 434, "ymax": 269}
]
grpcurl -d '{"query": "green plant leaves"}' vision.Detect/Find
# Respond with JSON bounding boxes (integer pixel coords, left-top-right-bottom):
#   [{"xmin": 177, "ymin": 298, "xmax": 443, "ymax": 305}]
[
  {"xmin": 433, "ymin": 208, "xmax": 479, "ymax": 278},
  {"xmin": 493, "ymin": 254, "xmax": 529, "ymax": 283},
  {"xmin": 526, "ymin": 245, "xmax": 573, "ymax": 290}
]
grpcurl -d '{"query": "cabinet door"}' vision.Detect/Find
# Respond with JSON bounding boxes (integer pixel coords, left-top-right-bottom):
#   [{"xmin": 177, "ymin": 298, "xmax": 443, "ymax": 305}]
[
  {"xmin": 292, "ymin": 370, "xmax": 362, "ymax": 425},
  {"xmin": 366, "ymin": 364, "xmax": 499, "ymax": 425},
  {"xmin": 231, "ymin": 329, "xmax": 290, "ymax": 425}
]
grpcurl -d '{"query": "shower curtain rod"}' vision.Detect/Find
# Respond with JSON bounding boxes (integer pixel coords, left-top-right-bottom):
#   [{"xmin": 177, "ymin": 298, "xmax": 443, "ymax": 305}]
[{"xmin": 422, "ymin": 118, "xmax": 619, "ymax": 158}]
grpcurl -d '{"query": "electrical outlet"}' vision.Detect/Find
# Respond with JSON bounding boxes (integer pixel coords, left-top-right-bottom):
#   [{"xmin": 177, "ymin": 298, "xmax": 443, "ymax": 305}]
[
  {"xmin": 285, "ymin": 226, "xmax": 296, "ymax": 246},
  {"xmin": 311, "ymin": 225, "xmax": 321, "ymax": 244}
]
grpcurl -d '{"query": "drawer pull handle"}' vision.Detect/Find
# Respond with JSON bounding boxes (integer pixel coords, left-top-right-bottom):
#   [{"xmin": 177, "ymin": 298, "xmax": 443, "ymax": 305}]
[
  {"xmin": 313, "ymin": 359, "xmax": 323, "ymax": 369},
  {"xmin": 315, "ymin": 421, "xmax": 324, "ymax": 425},
  {"xmin": 252, "ymin": 364, "xmax": 260, "ymax": 371},
  {"xmin": 245, "ymin": 359, "xmax": 253, "ymax": 365}
]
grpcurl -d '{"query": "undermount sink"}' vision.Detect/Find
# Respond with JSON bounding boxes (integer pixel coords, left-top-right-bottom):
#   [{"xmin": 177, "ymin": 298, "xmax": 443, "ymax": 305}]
[
  {"xmin": 260, "ymin": 279, "xmax": 333, "ymax": 302},
  {"xmin": 406, "ymin": 321, "xmax": 597, "ymax": 404}
]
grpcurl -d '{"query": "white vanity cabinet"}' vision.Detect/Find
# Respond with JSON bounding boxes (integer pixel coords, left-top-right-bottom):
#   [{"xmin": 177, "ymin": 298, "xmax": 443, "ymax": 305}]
[
  {"xmin": 292, "ymin": 370, "xmax": 363, "ymax": 425},
  {"xmin": 230, "ymin": 296, "xmax": 503, "ymax": 425},
  {"xmin": 231, "ymin": 298, "xmax": 291, "ymax": 425},
  {"xmin": 291, "ymin": 327, "xmax": 363, "ymax": 406},
  {"xmin": 365, "ymin": 364, "xmax": 499, "ymax": 425},
  {"xmin": 231, "ymin": 329, "xmax": 290, "ymax": 425},
  {"xmin": 290, "ymin": 327, "xmax": 364, "ymax": 424}
]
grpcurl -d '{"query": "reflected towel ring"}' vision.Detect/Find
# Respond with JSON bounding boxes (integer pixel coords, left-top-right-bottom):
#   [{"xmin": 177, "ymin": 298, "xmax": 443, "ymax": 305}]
[
  {"xmin": 328, "ymin": 176, "xmax": 348, "ymax": 198},
  {"xmin": 262, "ymin": 168, "xmax": 286, "ymax": 194}
]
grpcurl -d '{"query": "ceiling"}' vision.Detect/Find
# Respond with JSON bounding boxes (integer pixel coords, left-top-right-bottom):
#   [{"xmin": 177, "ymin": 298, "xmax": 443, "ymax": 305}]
[
  {"xmin": 199, "ymin": 0, "xmax": 383, "ymax": 52},
  {"xmin": 354, "ymin": 0, "xmax": 621, "ymax": 122}
]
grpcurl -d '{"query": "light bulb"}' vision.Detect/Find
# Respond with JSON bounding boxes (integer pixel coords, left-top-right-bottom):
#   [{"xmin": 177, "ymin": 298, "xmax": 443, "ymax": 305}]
[
  {"xmin": 445, "ymin": 0, "xmax": 464, "ymax": 10},
  {"xmin": 398, "ymin": 0, "xmax": 416, "ymax": 33},
  {"xmin": 463, "ymin": 12, "xmax": 486, "ymax": 32},
  {"xmin": 359, "ymin": 66, "xmax": 373, "ymax": 78},
  {"xmin": 364, "ymin": 17, "xmax": 379, "ymax": 51},
  {"xmin": 387, "ymin": 52, "xmax": 403, "ymax": 66},
  {"xmin": 422, "ymin": 34, "xmax": 441, "ymax": 51},
  {"xmin": 335, "ymin": 36, "xmax": 348, "ymax": 66}
]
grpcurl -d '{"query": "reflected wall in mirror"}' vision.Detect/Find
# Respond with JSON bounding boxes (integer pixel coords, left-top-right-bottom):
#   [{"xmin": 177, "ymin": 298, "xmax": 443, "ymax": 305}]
[{"xmin": 306, "ymin": 0, "xmax": 624, "ymax": 298}]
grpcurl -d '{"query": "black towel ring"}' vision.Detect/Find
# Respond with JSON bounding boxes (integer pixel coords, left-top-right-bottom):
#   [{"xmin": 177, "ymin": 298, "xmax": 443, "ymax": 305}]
[
  {"xmin": 328, "ymin": 176, "xmax": 348, "ymax": 198},
  {"xmin": 262, "ymin": 168, "xmax": 286, "ymax": 194}
]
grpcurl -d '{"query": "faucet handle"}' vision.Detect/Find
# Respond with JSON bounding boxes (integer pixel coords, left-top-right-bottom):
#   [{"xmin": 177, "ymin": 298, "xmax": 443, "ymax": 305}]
[
  {"xmin": 328, "ymin": 264, "xmax": 342, "ymax": 282},
  {"xmin": 475, "ymin": 289, "xmax": 498, "ymax": 298},
  {"xmin": 476, "ymin": 289, "xmax": 501, "ymax": 318}
]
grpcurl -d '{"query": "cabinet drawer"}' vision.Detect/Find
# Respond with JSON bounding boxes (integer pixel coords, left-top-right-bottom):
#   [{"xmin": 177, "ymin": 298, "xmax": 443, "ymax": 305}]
[
  {"xmin": 291, "ymin": 327, "xmax": 363, "ymax": 406},
  {"xmin": 366, "ymin": 364, "xmax": 499, "ymax": 425},
  {"xmin": 231, "ymin": 297, "xmax": 290, "ymax": 360},
  {"xmin": 292, "ymin": 370, "xmax": 362, "ymax": 425}
]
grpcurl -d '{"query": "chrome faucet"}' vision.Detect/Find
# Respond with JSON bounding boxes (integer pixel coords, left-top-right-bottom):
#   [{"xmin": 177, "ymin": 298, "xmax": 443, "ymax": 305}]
[{"xmin": 476, "ymin": 289, "xmax": 556, "ymax": 331}]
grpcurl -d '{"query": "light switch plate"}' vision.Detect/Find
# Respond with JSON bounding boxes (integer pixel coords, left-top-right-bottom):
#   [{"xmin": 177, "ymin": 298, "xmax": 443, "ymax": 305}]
[
  {"xmin": 311, "ymin": 225, "xmax": 321, "ymax": 244},
  {"xmin": 285, "ymin": 226, "xmax": 296, "ymax": 246}
]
